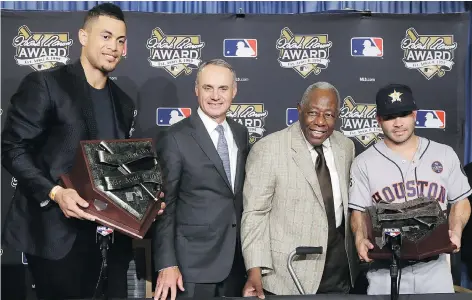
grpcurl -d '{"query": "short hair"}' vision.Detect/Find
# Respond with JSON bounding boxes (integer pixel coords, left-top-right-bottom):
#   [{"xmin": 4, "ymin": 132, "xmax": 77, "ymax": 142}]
[
  {"xmin": 299, "ymin": 82, "xmax": 342, "ymax": 111},
  {"xmin": 195, "ymin": 59, "xmax": 237, "ymax": 86},
  {"xmin": 83, "ymin": 3, "xmax": 125, "ymax": 29}
]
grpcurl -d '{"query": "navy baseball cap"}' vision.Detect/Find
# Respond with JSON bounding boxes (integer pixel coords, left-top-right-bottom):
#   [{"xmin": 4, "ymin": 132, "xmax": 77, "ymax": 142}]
[{"xmin": 375, "ymin": 84, "xmax": 418, "ymax": 117}]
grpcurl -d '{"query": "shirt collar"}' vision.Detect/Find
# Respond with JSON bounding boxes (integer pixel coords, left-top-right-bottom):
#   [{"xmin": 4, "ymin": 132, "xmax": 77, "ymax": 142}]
[
  {"xmin": 375, "ymin": 136, "xmax": 427, "ymax": 162},
  {"xmin": 197, "ymin": 107, "xmax": 229, "ymax": 134},
  {"xmin": 299, "ymin": 123, "xmax": 331, "ymax": 152}
]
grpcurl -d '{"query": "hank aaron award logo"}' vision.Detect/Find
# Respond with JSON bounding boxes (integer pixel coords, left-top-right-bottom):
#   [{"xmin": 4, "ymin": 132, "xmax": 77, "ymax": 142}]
[
  {"xmin": 401, "ymin": 28, "xmax": 457, "ymax": 80},
  {"xmin": 146, "ymin": 28, "xmax": 205, "ymax": 78},
  {"xmin": 276, "ymin": 27, "xmax": 332, "ymax": 78},
  {"xmin": 12, "ymin": 25, "xmax": 73, "ymax": 71},
  {"xmin": 227, "ymin": 104, "xmax": 268, "ymax": 144},
  {"xmin": 339, "ymin": 96, "xmax": 383, "ymax": 147}
]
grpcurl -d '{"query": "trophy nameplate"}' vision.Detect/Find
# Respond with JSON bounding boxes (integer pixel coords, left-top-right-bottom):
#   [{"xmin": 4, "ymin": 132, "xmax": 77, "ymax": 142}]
[
  {"xmin": 60, "ymin": 139, "xmax": 163, "ymax": 239},
  {"xmin": 364, "ymin": 197, "xmax": 456, "ymax": 260}
]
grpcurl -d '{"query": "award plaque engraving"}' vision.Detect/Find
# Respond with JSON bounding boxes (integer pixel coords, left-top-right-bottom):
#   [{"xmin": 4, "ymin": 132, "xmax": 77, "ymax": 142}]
[
  {"xmin": 60, "ymin": 139, "xmax": 163, "ymax": 239},
  {"xmin": 364, "ymin": 197, "xmax": 455, "ymax": 260}
]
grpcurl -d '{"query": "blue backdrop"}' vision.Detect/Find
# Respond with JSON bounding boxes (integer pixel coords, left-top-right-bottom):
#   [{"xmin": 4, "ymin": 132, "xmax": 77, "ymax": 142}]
[
  {"xmin": 0, "ymin": 1, "xmax": 469, "ymax": 14},
  {"xmin": 1, "ymin": 1, "xmax": 471, "ymax": 163}
]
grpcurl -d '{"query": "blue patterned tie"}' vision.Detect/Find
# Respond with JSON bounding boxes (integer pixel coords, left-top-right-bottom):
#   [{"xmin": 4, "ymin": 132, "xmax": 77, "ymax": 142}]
[{"xmin": 216, "ymin": 125, "xmax": 231, "ymax": 184}]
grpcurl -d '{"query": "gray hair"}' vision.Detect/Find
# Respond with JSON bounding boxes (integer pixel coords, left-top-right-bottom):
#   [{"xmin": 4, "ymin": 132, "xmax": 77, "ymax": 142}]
[
  {"xmin": 300, "ymin": 82, "xmax": 342, "ymax": 111},
  {"xmin": 195, "ymin": 59, "xmax": 237, "ymax": 86}
]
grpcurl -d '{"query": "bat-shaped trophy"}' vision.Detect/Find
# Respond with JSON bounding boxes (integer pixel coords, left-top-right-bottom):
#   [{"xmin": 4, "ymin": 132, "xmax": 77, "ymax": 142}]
[
  {"xmin": 364, "ymin": 197, "xmax": 455, "ymax": 261},
  {"xmin": 60, "ymin": 138, "xmax": 163, "ymax": 300},
  {"xmin": 60, "ymin": 138, "xmax": 163, "ymax": 239}
]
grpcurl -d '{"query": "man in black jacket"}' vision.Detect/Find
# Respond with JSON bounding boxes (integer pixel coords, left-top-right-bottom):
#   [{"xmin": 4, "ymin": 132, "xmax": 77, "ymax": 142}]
[
  {"xmin": 462, "ymin": 162, "xmax": 472, "ymax": 289},
  {"xmin": 1, "ymin": 3, "xmax": 163, "ymax": 299}
]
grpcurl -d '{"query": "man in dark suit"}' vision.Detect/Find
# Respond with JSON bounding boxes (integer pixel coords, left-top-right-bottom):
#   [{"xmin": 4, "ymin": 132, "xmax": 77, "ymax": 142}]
[
  {"xmin": 153, "ymin": 59, "xmax": 249, "ymax": 300},
  {"xmin": 1, "ymin": 3, "xmax": 163, "ymax": 299},
  {"xmin": 461, "ymin": 163, "xmax": 472, "ymax": 288}
]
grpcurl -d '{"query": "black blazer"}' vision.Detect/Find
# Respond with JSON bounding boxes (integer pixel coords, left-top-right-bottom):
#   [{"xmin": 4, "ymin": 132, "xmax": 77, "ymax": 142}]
[
  {"xmin": 152, "ymin": 112, "xmax": 249, "ymax": 283},
  {"xmin": 1, "ymin": 60, "xmax": 136, "ymax": 260},
  {"xmin": 462, "ymin": 163, "xmax": 472, "ymax": 278}
]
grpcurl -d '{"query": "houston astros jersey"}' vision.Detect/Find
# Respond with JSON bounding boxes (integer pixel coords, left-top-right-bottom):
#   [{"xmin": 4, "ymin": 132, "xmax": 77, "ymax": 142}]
[{"xmin": 348, "ymin": 137, "xmax": 472, "ymax": 212}]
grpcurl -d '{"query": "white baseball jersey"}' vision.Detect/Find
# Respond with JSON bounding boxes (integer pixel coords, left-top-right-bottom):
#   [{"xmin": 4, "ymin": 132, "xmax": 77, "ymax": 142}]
[{"xmin": 348, "ymin": 137, "xmax": 472, "ymax": 211}]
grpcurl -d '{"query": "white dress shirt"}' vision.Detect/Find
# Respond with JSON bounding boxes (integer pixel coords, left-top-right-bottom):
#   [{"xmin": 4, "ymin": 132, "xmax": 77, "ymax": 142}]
[
  {"xmin": 302, "ymin": 130, "xmax": 343, "ymax": 227},
  {"xmin": 197, "ymin": 108, "xmax": 238, "ymax": 191}
]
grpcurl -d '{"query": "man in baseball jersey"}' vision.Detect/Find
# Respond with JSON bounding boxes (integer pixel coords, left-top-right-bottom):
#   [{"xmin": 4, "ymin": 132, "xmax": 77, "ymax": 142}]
[{"xmin": 349, "ymin": 83, "xmax": 471, "ymax": 295}]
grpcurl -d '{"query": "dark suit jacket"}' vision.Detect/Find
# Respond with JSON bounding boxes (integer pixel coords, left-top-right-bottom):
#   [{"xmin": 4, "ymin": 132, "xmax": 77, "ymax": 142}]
[
  {"xmin": 153, "ymin": 112, "xmax": 249, "ymax": 283},
  {"xmin": 462, "ymin": 163, "xmax": 472, "ymax": 278},
  {"xmin": 1, "ymin": 60, "xmax": 136, "ymax": 260}
]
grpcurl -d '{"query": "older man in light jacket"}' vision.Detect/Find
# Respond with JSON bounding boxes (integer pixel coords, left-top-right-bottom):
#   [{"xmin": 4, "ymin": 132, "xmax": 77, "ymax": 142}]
[{"xmin": 241, "ymin": 82, "xmax": 359, "ymax": 297}]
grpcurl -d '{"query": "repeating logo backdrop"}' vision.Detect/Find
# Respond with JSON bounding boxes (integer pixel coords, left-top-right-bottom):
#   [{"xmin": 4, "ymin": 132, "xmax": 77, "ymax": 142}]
[{"xmin": 1, "ymin": 11, "xmax": 470, "ymax": 265}]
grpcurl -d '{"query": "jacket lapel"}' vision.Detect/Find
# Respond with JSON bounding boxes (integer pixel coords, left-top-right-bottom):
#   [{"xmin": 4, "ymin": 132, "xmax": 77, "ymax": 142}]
[
  {"xmin": 228, "ymin": 119, "xmax": 245, "ymax": 194},
  {"xmin": 109, "ymin": 81, "xmax": 130, "ymax": 139},
  {"xmin": 290, "ymin": 122, "xmax": 325, "ymax": 210},
  {"xmin": 330, "ymin": 133, "xmax": 348, "ymax": 213},
  {"xmin": 189, "ymin": 114, "xmax": 233, "ymax": 192},
  {"xmin": 68, "ymin": 60, "xmax": 97, "ymax": 140}
]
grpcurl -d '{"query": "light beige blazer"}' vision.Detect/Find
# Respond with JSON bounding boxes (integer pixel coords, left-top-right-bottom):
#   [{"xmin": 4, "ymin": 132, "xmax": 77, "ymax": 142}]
[{"xmin": 241, "ymin": 122, "xmax": 359, "ymax": 295}]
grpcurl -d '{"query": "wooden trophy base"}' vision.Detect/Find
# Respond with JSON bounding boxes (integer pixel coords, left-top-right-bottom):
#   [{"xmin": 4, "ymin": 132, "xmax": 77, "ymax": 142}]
[
  {"xmin": 365, "ymin": 216, "xmax": 456, "ymax": 261},
  {"xmin": 60, "ymin": 173, "xmax": 160, "ymax": 239}
]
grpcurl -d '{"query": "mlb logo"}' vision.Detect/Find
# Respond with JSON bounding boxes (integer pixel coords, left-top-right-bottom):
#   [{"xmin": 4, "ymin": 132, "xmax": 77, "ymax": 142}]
[
  {"xmin": 286, "ymin": 108, "xmax": 298, "ymax": 126},
  {"xmin": 97, "ymin": 226, "xmax": 114, "ymax": 237},
  {"xmin": 224, "ymin": 39, "xmax": 257, "ymax": 58},
  {"xmin": 383, "ymin": 228, "xmax": 401, "ymax": 241},
  {"xmin": 156, "ymin": 108, "xmax": 192, "ymax": 126},
  {"xmin": 386, "ymin": 231, "xmax": 401, "ymax": 237},
  {"xmin": 22, "ymin": 252, "xmax": 28, "ymax": 265},
  {"xmin": 351, "ymin": 37, "xmax": 383, "ymax": 57},
  {"xmin": 415, "ymin": 110, "xmax": 446, "ymax": 129}
]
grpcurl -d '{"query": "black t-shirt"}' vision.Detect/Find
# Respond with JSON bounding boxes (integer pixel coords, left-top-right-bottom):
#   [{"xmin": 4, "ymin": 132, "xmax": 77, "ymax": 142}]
[
  {"xmin": 89, "ymin": 83, "xmax": 117, "ymax": 140},
  {"xmin": 88, "ymin": 83, "xmax": 132, "ymax": 256}
]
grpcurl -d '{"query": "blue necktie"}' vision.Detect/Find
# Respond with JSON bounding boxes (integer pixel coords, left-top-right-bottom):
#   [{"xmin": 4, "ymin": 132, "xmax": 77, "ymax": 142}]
[{"xmin": 216, "ymin": 125, "xmax": 231, "ymax": 184}]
